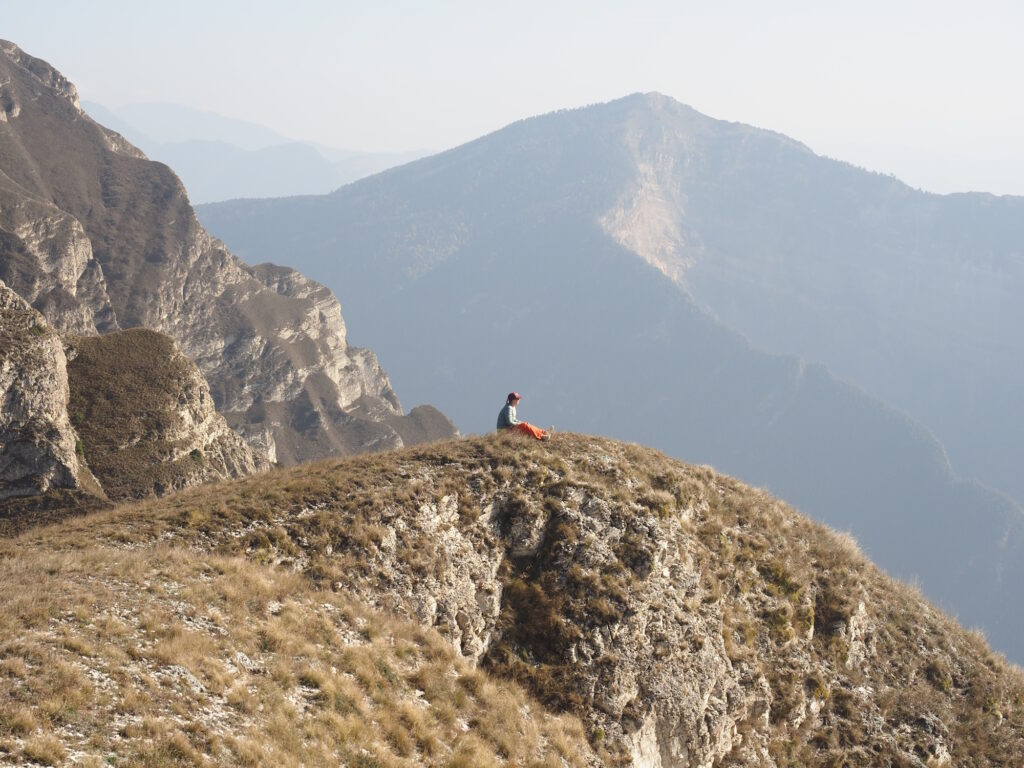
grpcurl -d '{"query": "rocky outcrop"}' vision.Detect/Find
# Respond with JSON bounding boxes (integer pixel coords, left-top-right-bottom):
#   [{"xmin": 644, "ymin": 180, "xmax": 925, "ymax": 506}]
[
  {"xmin": 142, "ymin": 433, "xmax": 1024, "ymax": 768},
  {"xmin": 0, "ymin": 281, "xmax": 93, "ymax": 500},
  {"xmin": 1, "ymin": 276, "xmax": 265, "ymax": 513},
  {"xmin": 66, "ymin": 329, "xmax": 269, "ymax": 500},
  {"xmin": 0, "ymin": 40, "xmax": 456, "ymax": 465},
  {"xmin": 290, "ymin": 481, "xmax": 761, "ymax": 768},
  {"xmin": 0, "ymin": 520, "xmax": 601, "ymax": 767},
  {"xmin": 0, "ymin": 189, "xmax": 119, "ymax": 335},
  {"xmin": 279, "ymin": 449, "xmax": 765, "ymax": 767},
  {"xmin": 3, "ymin": 428, "xmax": 1021, "ymax": 764}
]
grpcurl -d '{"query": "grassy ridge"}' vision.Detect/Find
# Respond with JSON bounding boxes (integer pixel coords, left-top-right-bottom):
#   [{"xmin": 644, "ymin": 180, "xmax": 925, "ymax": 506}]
[{"xmin": 3, "ymin": 432, "xmax": 1023, "ymax": 766}]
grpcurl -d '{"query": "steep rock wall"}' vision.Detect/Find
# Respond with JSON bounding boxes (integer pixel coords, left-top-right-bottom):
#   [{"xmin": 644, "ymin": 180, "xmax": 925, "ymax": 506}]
[
  {"xmin": 0, "ymin": 280, "xmax": 89, "ymax": 500},
  {"xmin": 0, "ymin": 40, "xmax": 456, "ymax": 465}
]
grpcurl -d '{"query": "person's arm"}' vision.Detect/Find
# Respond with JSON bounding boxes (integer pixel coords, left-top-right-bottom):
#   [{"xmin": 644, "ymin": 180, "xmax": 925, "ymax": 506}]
[{"xmin": 507, "ymin": 405, "xmax": 520, "ymax": 425}]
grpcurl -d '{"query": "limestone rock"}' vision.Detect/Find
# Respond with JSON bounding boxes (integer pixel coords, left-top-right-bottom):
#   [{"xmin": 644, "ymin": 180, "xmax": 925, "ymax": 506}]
[
  {"xmin": 0, "ymin": 40, "xmax": 456, "ymax": 466},
  {"xmin": 0, "ymin": 39, "xmax": 81, "ymax": 113},
  {"xmin": 211, "ymin": 443, "xmax": 767, "ymax": 767},
  {"xmin": 1, "ymin": 276, "xmax": 266, "ymax": 514},
  {"xmin": 0, "ymin": 280, "xmax": 92, "ymax": 500},
  {"xmin": 22, "ymin": 432, "xmax": 1022, "ymax": 765},
  {"xmin": 174, "ymin": 433, "xmax": 1024, "ymax": 767}
]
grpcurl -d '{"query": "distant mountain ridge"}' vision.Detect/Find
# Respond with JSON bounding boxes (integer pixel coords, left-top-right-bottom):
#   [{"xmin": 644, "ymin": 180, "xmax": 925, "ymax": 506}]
[
  {"xmin": 0, "ymin": 40, "xmax": 455, "ymax": 468},
  {"xmin": 82, "ymin": 101, "xmax": 429, "ymax": 203},
  {"xmin": 90, "ymin": 101, "xmax": 293, "ymax": 149},
  {"xmin": 594, "ymin": 94, "xmax": 1024, "ymax": 508},
  {"xmin": 198, "ymin": 93, "xmax": 1024, "ymax": 662}
]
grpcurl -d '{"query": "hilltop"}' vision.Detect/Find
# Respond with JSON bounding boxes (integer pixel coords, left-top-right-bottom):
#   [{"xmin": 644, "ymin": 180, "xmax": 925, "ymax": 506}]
[
  {"xmin": 3, "ymin": 433, "xmax": 1022, "ymax": 766},
  {"xmin": 197, "ymin": 92, "xmax": 1024, "ymax": 661},
  {"xmin": 65, "ymin": 328, "xmax": 269, "ymax": 501}
]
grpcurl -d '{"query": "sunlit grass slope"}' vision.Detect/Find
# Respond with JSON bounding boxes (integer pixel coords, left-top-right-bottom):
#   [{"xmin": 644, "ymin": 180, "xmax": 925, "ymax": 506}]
[{"xmin": 2, "ymin": 432, "xmax": 1023, "ymax": 766}]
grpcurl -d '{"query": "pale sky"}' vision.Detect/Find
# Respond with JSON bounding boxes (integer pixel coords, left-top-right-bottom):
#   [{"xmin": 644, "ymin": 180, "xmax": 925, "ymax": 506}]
[{"xmin": 4, "ymin": 0, "xmax": 1023, "ymax": 195}]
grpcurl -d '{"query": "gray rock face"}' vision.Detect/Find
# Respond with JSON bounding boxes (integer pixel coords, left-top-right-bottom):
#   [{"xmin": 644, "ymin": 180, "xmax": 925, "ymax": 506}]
[
  {"xmin": 0, "ymin": 281, "xmax": 86, "ymax": 499},
  {"xmin": 232, "ymin": 461, "xmax": 758, "ymax": 767},
  {"xmin": 174, "ymin": 433, "xmax": 1021, "ymax": 767},
  {"xmin": 0, "ymin": 40, "xmax": 455, "ymax": 466},
  {"xmin": 0, "ymin": 278, "xmax": 264, "ymax": 508},
  {"xmin": 0, "ymin": 39, "xmax": 81, "ymax": 115},
  {"xmin": 0, "ymin": 194, "xmax": 118, "ymax": 335}
]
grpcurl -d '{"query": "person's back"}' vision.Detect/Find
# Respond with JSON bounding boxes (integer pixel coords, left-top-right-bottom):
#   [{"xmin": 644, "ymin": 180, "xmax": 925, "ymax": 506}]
[{"xmin": 497, "ymin": 401, "xmax": 518, "ymax": 430}]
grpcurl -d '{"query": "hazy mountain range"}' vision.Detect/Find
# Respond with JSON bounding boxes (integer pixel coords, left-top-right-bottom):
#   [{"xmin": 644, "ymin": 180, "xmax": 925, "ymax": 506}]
[
  {"xmin": 4, "ymin": 40, "xmax": 1024, "ymax": 768},
  {"xmin": 82, "ymin": 101, "xmax": 428, "ymax": 204},
  {"xmin": 199, "ymin": 93, "xmax": 1024, "ymax": 661}
]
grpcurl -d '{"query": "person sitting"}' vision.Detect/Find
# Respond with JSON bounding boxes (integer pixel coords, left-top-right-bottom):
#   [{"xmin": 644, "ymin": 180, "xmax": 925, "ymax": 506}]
[{"xmin": 497, "ymin": 391, "xmax": 549, "ymax": 441}]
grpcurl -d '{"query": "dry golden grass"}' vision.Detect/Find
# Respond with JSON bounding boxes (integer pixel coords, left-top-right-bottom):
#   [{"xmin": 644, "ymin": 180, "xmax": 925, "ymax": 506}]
[
  {"xmin": 3, "ymin": 431, "xmax": 1024, "ymax": 766},
  {"xmin": 65, "ymin": 328, "xmax": 231, "ymax": 501},
  {"xmin": 0, "ymin": 528, "xmax": 594, "ymax": 766}
]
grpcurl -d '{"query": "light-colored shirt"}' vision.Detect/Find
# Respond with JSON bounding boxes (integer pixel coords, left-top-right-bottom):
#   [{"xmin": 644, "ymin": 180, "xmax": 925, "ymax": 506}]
[{"xmin": 497, "ymin": 403, "xmax": 519, "ymax": 430}]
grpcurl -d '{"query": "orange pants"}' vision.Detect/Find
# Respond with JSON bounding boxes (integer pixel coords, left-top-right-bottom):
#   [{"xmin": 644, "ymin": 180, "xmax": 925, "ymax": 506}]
[{"xmin": 511, "ymin": 422, "xmax": 548, "ymax": 440}]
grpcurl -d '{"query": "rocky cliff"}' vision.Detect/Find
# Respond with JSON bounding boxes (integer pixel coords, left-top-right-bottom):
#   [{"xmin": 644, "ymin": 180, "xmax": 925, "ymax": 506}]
[
  {"xmin": 0, "ymin": 280, "xmax": 98, "ymax": 502},
  {"xmin": 0, "ymin": 279, "xmax": 268, "ymax": 528},
  {"xmin": 0, "ymin": 40, "xmax": 456, "ymax": 465},
  {"xmin": 11, "ymin": 432, "xmax": 1020, "ymax": 767}
]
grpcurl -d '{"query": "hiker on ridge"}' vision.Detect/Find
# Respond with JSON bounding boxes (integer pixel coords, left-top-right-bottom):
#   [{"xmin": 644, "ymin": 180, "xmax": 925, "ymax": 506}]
[{"xmin": 497, "ymin": 391, "xmax": 550, "ymax": 441}]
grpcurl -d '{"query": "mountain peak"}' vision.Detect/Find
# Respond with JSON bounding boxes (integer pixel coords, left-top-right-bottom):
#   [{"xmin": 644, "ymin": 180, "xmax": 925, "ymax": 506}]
[
  {"xmin": 0, "ymin": 42, "xmax": 457, "ymax": 469},
  {"xmin": 198, "ymin": 85, "xmax": 1024, "ymax": 666},
  {"xmin": 0, "ymin": 39, "xmax": 81, "ymax": 113}
]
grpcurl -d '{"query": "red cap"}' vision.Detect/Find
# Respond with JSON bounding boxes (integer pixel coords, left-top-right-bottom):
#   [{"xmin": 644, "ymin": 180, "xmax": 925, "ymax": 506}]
[{"xmin": 507, "ymin": 391, "xmax": 521, "ymax": 404}]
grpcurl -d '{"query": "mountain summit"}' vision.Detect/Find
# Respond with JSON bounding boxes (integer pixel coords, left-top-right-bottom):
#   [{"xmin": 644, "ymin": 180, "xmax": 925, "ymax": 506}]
[
  {"xmin": 199, "ymin": 93, "xmax": 1024, "ymax": 661},
  {"xmin": 0, "ymin": 41, "xmax": 455, "ymax": 466}
]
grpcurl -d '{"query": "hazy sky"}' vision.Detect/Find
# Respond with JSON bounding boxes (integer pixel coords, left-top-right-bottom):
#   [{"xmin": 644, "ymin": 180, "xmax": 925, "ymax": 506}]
[{"xmin": 4, "ymin": 0, "xmax": 1023, "ymax": 195}]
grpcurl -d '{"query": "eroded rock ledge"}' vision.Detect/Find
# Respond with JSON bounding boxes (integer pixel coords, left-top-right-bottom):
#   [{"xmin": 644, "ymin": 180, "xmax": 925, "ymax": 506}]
[
  {"xmin": 0, "ymin": 280, "xmax": 91, "ymax": 501},
  {"xmin": 1, "ymin": 279, "xmax": 267, "ymax": 522},
  {"xmin": 112, "ymin": 433, "xmax": 1022, "ymax": 767}
]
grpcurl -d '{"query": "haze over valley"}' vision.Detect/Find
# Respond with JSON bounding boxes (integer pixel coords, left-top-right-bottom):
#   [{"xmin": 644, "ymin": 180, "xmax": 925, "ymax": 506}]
[{"xmin": 81, "ymin": 101, "xmax": 428, "ymax": 204}]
